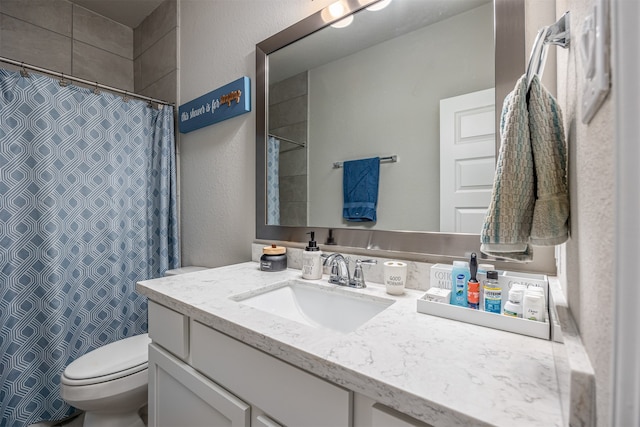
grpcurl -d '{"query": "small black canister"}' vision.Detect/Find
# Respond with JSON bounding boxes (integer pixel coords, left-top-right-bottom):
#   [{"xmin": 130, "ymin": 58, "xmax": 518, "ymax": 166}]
[{"xmin": 260, "ymin": 245, "xmax": 287, "ymax": 272}]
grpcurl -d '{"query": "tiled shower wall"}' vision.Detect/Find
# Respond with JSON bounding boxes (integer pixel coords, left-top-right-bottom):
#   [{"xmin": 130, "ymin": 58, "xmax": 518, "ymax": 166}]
[
  {"xmin": 0, "ymin": 0, "xmax": 178, "ymax": 104},
  {"xmin": 269, "ymin": 71, "xmax": 308, "ymax": 226},
  {"xmin": 0, "ymin": 0, "xmax": 134, "ymax": 91},
  {"xmin": 134, "ymin": 0, "xmax": 177, "ymax": 103}
]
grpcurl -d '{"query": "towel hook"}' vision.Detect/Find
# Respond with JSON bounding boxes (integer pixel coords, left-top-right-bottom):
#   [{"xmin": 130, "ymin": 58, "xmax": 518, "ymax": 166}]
[{"xmin": 525, "ymin": 11, "xmax": 570, "ymax": 89}]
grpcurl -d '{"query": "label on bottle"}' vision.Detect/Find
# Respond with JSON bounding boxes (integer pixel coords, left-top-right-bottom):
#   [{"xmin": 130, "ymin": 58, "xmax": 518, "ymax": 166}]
[
  {"xmin": 467, "ymin": 281, "xmax": 479, "ymax": 309},
  {"xmin": 451, "ymin": 274, "xmax": 466, "ymax": 305},
  {"xmin": 525, "ymin": 307, "xmax": 542, "ymax": 321},
  {"xmin": 503, "ymin": 308, "xmax": 519, "ymax": 317},
  {"xmin": 260, "ymin": 261, "xmax": 272, "ymax": 270},
  {"xmin": 484, "ymin": 284, "xmax": 502, "ymax": 313},
  {"xmin": 302, "ymin": 252, "xmax": 322, "ymax": 279}
]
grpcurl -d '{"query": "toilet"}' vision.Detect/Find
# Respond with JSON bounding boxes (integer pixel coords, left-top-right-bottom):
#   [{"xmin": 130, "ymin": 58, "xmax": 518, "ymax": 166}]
[
  {"xmin": 60, "ymin": 266, "xmax": 207, "ymax": 427},
  {"xmin": 60, "ymin": 334, "xmax": 151, "ymax": 427}
]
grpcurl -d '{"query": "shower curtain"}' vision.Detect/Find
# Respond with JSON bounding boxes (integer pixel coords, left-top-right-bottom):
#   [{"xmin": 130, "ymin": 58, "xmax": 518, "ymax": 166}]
[
  {"xmin": 266, "ymin": 136, "xmax": 280, "ymax": 225},
  {"xmin": 0, "ymin": 69, "xmax": 179, "ymax": 426}
]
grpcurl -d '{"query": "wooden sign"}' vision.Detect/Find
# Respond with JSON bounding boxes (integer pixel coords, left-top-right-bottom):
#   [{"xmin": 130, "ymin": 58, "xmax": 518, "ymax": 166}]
[{"xmin": 179, "ymin": 76, "xmax": 251, "ymax": 133}]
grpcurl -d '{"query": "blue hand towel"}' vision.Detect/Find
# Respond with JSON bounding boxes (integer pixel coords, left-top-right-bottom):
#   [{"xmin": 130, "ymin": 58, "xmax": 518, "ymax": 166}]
[{"xmin": 343, "ymin": 157, "xmax": 380, "ymax": 222}]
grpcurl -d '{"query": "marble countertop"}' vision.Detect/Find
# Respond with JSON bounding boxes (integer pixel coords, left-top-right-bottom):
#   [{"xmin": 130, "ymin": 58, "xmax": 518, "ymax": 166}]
[{"xmin": 137, "ymin": 262, "xmax": 563, "ymax": 427}]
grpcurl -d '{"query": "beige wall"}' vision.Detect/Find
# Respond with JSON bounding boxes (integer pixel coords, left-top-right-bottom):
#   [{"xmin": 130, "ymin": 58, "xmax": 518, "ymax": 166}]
[
  {"xmin": 0, "ymin": 0, "xmax": 134, "ymax": 90},
  {"xmin": 555, "ymin": 0, "xmax": 614, "ymax": 425},
  {"xmin": 178, "ymin": 0, "xmax": 334, "ymax": 268}
]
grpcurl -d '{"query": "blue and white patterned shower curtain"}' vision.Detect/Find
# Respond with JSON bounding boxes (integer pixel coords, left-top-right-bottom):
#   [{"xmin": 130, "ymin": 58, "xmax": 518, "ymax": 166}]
[
  {"xmin": 266, "ymin": 136, "xmax": 280, "ymax": 225},
  {"xmin": 0, "ymin": 69, "xmax": 179, "ymax": 426}
]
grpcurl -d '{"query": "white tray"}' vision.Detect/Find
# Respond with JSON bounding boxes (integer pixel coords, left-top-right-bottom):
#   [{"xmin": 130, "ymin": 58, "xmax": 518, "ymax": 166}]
[{"xmin": 416, "ymin": 296, "xmax": 551, "ymax": 340}]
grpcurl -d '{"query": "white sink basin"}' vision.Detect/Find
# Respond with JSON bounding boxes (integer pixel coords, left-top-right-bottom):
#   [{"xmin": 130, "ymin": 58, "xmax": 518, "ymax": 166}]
[{"xmin": 231, "ymin": 280, "xmax": 394, "ymax": 333}]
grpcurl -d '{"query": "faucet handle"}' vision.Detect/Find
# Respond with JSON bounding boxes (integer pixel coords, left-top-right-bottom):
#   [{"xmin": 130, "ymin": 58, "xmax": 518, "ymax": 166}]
[{"xmin": 351, "ymin": 259, "xmax": 377, "ymax": 288}]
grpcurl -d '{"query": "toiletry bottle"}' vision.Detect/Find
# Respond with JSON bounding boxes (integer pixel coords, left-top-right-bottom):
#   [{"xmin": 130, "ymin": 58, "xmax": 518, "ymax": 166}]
[
  {"xmin": 477, "ymin": 263, "xmax": 495, "ymax": 310},
  {"xmin": 483, "ymin": 270, "xmax": 502, "ymax": 313},
  {"xmin": 522, "ymin": 289, "xmax": 545, "ymax": 322},
  {"xmin": 503, "ymin": 288, "xmax": 524, "ymax": 318},
  {"xmin": 467, "ymin": 281, "xmax": 479, "ymax": 309},
  {"xmin": 467, "ymin": 253, "xmax": 479, "ymax": 309},
  {"xmin": 450, "ymin": 260, "xmax": 470, "ymax": 307},
  {"xmin": 302, "ymin": 231, "xmax": 323, "ymax": 279}
]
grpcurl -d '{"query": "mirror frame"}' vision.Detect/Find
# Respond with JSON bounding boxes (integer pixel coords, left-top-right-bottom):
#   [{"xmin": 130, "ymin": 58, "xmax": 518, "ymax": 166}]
[{"xmin": 256, "ymin": 0, "xmax": 554, "ymax": 271}]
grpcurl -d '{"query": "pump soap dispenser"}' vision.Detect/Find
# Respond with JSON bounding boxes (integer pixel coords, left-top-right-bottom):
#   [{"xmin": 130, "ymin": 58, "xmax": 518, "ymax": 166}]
[{"xmin": 302, "ymin": 231, "xmax": 323, "ymax": 280}]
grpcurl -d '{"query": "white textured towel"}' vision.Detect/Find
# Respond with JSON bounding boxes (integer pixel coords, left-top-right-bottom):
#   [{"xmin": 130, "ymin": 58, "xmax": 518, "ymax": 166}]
[
  {"xmin": 528, "ymin": 76, "xmax": 570, "ymax": 245},
  {"xmin": 481, "ymin": 75, "xmax": 569, "ymax": 261}
]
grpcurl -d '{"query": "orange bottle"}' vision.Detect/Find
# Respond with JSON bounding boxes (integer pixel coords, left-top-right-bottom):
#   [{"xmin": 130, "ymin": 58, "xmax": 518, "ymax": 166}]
[{"xmin": 467, "ymin": 280, "xmax": 480, "ymax": 309}]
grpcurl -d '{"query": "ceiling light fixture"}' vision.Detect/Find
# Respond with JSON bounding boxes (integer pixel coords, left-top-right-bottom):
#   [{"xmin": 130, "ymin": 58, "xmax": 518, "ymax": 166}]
[
  {"xmin": 366, "ymin": 0, "xmax": 392, "ymax": 12},
  {"xmin": 330, "ymin": 14, "xmax": 354, "ymax": 28}
]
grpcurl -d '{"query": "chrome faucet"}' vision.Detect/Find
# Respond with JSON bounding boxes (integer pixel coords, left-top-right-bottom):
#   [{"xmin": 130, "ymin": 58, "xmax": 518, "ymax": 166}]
[
  {"xmin": 323, "ymin": 253, "xmax": 377, "ymax": 288},
  {"xmin": 324, "ymin": 253, "xmax": 351, "ymax": 286}
]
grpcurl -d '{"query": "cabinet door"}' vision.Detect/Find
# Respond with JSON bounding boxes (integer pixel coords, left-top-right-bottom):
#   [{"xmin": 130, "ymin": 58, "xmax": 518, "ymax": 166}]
[{"xmin": 149, "ymin": 344, "xmax": 250, "ymax": 427}]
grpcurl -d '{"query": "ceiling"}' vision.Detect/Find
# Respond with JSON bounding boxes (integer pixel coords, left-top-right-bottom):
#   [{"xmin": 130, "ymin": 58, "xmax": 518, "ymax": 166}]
[{"xmin": 68, "ymin": 0, "xmax": 165, "ymax": 28}]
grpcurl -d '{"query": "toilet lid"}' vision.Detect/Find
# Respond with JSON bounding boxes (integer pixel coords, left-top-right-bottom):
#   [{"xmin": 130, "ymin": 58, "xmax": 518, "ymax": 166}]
[{"xmin": 64, "ymin": 333, "xmax": 151, "ymax": 381}]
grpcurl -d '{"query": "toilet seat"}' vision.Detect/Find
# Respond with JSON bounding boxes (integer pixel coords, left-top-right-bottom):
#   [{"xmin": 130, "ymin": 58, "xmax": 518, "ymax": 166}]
[{"xmin": 61, "ymin": 333, "xmax": 151, "ymax": 386}]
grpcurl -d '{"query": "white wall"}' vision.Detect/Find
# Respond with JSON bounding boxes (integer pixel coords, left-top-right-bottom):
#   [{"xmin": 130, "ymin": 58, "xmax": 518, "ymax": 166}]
[
  {"xmin": 554, "ymin": 0, "xmax": 615, "ymax": 425},
  {"xmin": 307, "ymin": 4, "xmax": 494, "ymax": 231},
  {"xmin": 178, "ymin": 0, "xmax": 334, "ymax": 268}
]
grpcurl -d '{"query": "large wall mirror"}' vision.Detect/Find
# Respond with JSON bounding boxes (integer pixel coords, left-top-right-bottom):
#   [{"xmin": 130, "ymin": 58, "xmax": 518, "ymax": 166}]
[{"xmin": 256, "ymin": 0, "xmax": 555, "ymax": 271}]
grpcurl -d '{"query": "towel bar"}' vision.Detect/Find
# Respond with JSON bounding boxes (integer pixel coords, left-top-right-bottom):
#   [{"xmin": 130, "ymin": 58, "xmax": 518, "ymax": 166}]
[{"xmin": 333, "ymin": 155, "xmax": 397, "ymax": 169}]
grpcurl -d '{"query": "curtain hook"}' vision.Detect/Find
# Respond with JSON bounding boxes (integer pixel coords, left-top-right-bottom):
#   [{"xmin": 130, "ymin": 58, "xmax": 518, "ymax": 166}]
[
  {"xmin": 147, "ymin": 100, "xmax": 154, "ymax": 109},
  {"xmin": 92, "ymin": 82, "xmax": 100, "ymax": 95},
  {"xmin": 59, "ymin": 73, "xmax": 69, "ymax": 87},
  {"xmin": 122, "ymin": 91, "xmax": 130, "ymax": 103},
  {"xmin": 19, "ymin": 62, "xmax": 30, "ymax": 78}
]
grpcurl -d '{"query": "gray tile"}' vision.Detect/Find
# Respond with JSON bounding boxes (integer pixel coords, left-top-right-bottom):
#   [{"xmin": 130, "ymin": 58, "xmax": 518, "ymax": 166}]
[
  {"xmin": 139, "ymin": 69, "xmax": 177, "ymax": 103},
  {"xmin": 269, "ymin": 71, "xmax": 307, "ymax": 105},
  {"xmin": 280, "ymin": 148, "xmax": 307, "ymax": 177},
  {"xmin": 134, "ymin": 57, "xmax": 143, "ymax": 92},
  {"xmin": 134, "ymin": 0, "xmax": 176, "ymax": 59},
  {"xmin": 73, "ymin": 5, "xmax": 133, "ymax": 59},
  {"xmin": 270, "ymin": 122, "xmax": 307, "ymax": 146},
  {"xmin": 279, "ymin": 175, "xmax": 307, "ymax": 202},
  {"xmin": 0, "ymin": 0, "xmax": 72, "ymax": 36},
  {"xmin": 269, "ymin": 95, "xmax": 307, "ymax": 129},
  {"xmin": 72, "ymin": 41, "xmax": 133, "ymax": 91},
  {"xmin": 280, "ymin": 202, "xmax": 307, "ymax": 227},
  {"xmin": 0, "ymin": 14, "xmax": 71, "ymax": 73},
  {"xmin": 135, "ymin": 28, "xmax": 176, "ymax": 91}
]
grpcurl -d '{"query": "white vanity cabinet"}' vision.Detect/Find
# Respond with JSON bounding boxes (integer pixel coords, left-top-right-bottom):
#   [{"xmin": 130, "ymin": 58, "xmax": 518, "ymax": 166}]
[{"xmin": 147, "ymin": 300, "xmax": 351, "ymax": 427}]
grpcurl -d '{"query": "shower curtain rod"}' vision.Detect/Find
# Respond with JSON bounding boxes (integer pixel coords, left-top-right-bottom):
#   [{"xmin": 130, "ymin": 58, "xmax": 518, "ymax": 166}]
[
  {"xmin": 0, "ymin": 56, "xmax": 175, "ymax": 106},
  {"xmin": 269, "ymin": 133, "xmax": 306, "ymax": 148}
]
